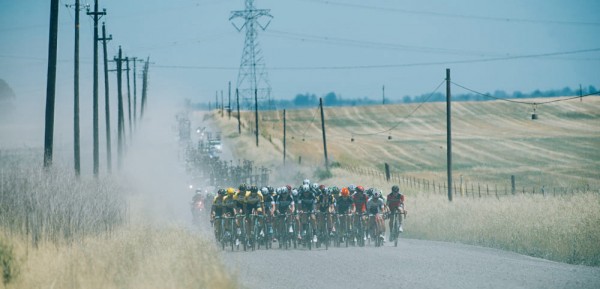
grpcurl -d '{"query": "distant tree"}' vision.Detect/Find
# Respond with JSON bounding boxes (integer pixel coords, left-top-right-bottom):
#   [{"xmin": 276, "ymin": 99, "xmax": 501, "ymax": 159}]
[
  {"xmin": 588, "ymin": 85, "xmax": 597, "ymax": 94},
  {"xmin": 402, "ymin": 95, "xmax": 412, "ymax": 103},
  {"xmin": 324, "ymin": 92, "xmax": 337, "ymax": 105}
]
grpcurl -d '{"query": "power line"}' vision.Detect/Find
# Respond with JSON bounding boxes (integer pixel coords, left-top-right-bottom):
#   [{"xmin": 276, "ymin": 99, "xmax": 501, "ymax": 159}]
[
  {"xmin": 298, "ymin": 106, "xmax": 322, "ymax": 140},
  {"xmin": 152, "ymin": 47, "xmax": 600, "ymax": 71},
  {"xmin": 451, "ymin": 81, "xmax": 600, "ymax": 105},
  {"xmin": 295, "ymin": 0, "xmax": 600, "ymax": 27},
  {"xmin": 265, "ymin": 29, "xmax": 505, "ymax": 57},
  {"xmin": 350, "ymin": 79, "xmax": 446, "ymax": 137}
]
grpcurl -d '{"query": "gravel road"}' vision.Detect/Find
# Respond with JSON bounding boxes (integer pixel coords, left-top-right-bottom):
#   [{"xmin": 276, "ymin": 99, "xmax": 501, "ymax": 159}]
[{"xmin": 220, "ymin": 238, "xmax": 600, "ymax": 289}]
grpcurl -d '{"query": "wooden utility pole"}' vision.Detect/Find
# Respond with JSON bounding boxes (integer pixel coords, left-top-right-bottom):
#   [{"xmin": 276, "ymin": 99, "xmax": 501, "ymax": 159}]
[
  {"xmin": 215, "ymin": 91, "xmax": 218, "ymax": 112},
  {"xmin": 99, "ymin": 22, "xmax": 112, "ymax": 172},
  {"xmin": 228, "ymin": 81, "xmax": 232, "ymax": 119},
  {"xmin": 140, "ymin": 57, "xmax": 149, "ymax": 119},
  {"xmin": 283, "ymin": 109, "xmax": 286, "ymax": 165},
  {"xmin": 44, "ymin": 0, "xmax": 60, "ymax": 169},
  {"xmin": 87, "ymin": 0, "xmax": 105, "ymax": 176},
  {"xmin": 221, "ymin": 90, "xmax": 224, "ymax": 116},
  {"xmin": 115, "ymin": 47, "xmax": 126, "ymax": 169},
  {"xmin": 320, "ymin": 97, "xmax": 329, "ymax": 170},
  {"xmin": 254, "ymin": 88, "xmax": 259, "ymax": 147},
  {"xmin": 69, "ymin": 0, "xmax": 81, "ymax": 176},
  {"xmin": 382, "ymin": 85, "xmax": 385, "ymax": 105},
  {"xmin": 236, "ymin": 88, "xmax": 241, "ymax": 135},
  {"xmin": 132, "ymin": 57, "xmax": 141, "ymax": 128},
  {"xmin": 446, "ymin": 68, "xmax": 453, "ymax": 202},
  {"xmin": 126, "ymin": 57, "xmax": 132, "ymax": 137}
]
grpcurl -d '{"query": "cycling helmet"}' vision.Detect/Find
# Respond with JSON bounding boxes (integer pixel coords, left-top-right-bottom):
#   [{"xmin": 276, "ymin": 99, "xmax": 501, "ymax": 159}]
[
  {"xmin": 261, "ymin": 187, "xmax": 269, "ymax": 195},
  {"xmin": 341, "ymin": 187, "xmax": 350, "ymax": 197},
  {"xmin": 239, "ymin": 183, "xmax": 247, "ymax": 192},
  {"xmin": 275, "ymin": 187, "xmax": 282, "ymax": 195},
  {"xmin": 250, "ymin": 185, "xmax": 259, "ymax": 193},
  {"xmin": 366, "ymin": 188, "xmax": 374, "ymax": 196},
  {"xmin": 286, "ymin": 185, "xmax": 293, "ymax": 192},
  {"xmin": 392, "ymin": 185, "xmax": 400, "ymax": 193},
  {"xmin": 311, "ymin": 183, "xmax": 319, "ymax": 191},
  {"xmin": 226, "ymin": 187, "xmax": 235, "ymax": 195},
  {"xmin": 267, "ymin": 186, "xmax": 275, "ymax": 194},
  {"xmin": 319, "ymin": 184, "xmax": 326, "ymax": 190},
  {"xmin": 302, "ymin": 184, "xmax": 310, "ymax": 192},
  {"xmin": 330, "ymin": 186, "xmax": 340, "ymax": 194},
  {"xmin": 373, "ymin": 191, "xmax": 381, "ymax": 199},
  {"xmin": 356, "ymin": 186, "xmax": 364, "ymax": 193},
  {"xmin": 348, "ymin": 184, "xmax": 356, "ymax": 192},
  {"xmin": 303, "ymin": 179, "xmax": 311, "ymax": 185},
  {"xmin": 292, "ymin": 189, "xmax": 299, "ymax": 197}
]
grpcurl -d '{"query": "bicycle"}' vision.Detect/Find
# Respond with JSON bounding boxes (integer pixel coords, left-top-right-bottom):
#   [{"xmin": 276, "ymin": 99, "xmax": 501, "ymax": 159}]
[
  {"xmin": 389, "ymin": 208, "xmax": 406, "ymax": 247},
  {"xmin": 368, "ymin": 214, "xmax": 384, "ymax": 247},
  {"xmin": 353, "ymin": 212, "xmax": 366, "ymax": 247}
]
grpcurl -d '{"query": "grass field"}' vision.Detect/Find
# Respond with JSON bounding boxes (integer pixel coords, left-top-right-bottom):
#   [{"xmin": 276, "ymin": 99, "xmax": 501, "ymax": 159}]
[
  {"xmin": 206, "ymin": 96, "xmax": 600, "ymax": 266},
  {"xmin": 0, "ymin": 161, "xmax": 236, "ymax": 288},
  {"xmin": 213, "ymin": 96, "xmax": 600, "ymax": 190}
]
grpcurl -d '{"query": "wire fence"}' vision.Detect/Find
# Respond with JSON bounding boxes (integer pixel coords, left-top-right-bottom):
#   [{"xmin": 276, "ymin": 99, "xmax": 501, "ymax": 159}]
[{"xmin": 342, "ymin": 164, "xmax": 596, "ymax": 198}]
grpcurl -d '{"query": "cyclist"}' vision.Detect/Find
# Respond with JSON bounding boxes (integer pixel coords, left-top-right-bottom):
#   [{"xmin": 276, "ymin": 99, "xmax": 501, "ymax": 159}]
[
  {"xmin": 351, "ymin": 185, "xmax": 369, "ymax": 241},
  {"xmin": 244, "ymin": 185, "xmax": 265, "ymax": 245},
  {"xmin": 367, "ymin": 190, "xmax": 386, "ymax": 242},
  {"xmin": 336, "ymin": 187, "xmax": 354, "ymax": 242},
  {"xmin": 298, "ymin": 184, "xmax": 318, "ymax": 242},
  {"xmin": 211, "ymin": 188, "xmax": 227, "ymax": 239},
  {"xmin": 386, "ymin": 185, "xmax": 406, "ymax": 238},
  {"xmin": 316, "ymin": 185, "xmax": 336, "ymax": 237},
  {"xmin": 275, "ymin": 186, "xmax": 296, "ymax": 237},
  {"xmin": 262, "ymin": 187, "xmax": 276, "ymax": 239},
  {"xmin": 223, "ymin": 187, "xmax": 239, "ymax": 245}
]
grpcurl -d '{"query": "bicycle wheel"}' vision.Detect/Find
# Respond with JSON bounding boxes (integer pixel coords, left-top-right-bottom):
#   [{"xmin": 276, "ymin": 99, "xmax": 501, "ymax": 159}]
[{"xmin": 307, "ymin": 221, "xmax": 312, "ymax": 250}]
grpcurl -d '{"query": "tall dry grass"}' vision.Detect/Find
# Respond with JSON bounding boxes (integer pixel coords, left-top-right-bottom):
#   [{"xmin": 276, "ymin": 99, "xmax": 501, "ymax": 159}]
[
  {"xmin": 404, "ymin": 192, "xmax": 600, "ymax": 266},
  {"xmin": 0, "ymin": 158, "xmax": 236, "ymax": 288},
  {"xmin": 1, "ymin": 227, "xmax": 236, "ymax": 289}
]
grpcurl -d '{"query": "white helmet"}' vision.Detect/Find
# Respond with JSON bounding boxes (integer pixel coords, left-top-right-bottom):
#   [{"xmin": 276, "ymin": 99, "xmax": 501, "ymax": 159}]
[
  {"xmin": 302, "ymin": 184, "xmax": 310, "ymax": 192},
  {"xmin": 261, "ymin": 187, "xmax": 268, "ymax": 195},
  {"xmin": 292, "ymin": 189, "xmax": 299, "ymax": 197},
  {"xmin": 303, "ymin": 179, "xmax": 311, "ymax": 185}
]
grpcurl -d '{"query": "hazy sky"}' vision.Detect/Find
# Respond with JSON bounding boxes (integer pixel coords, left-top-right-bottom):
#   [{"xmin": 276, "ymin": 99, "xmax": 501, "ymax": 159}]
[{"xmin": 1, "ymin": 0, "xmax": 599, "ymax": 107}]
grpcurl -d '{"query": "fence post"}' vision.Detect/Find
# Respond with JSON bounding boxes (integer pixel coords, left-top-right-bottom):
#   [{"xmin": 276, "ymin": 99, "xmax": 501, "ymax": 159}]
[
  {"xmin": 384, "ymin": 163, "xmax": 390, "ymax": 182},
  {"xmin": 486, "ymin": 184, "xmax": 489, "ymax": 196},
  {"xmin": 511, "ymin": 175, "xmax": 516, "ymax": 194},
  {"xmin": 495, "ymin": 184, "xmax": 498, "ymax": 199}
]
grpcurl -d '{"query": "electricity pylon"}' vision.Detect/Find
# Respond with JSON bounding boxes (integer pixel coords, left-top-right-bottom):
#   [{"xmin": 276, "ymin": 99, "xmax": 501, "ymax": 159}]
[{"xmin": 230, "ymin": 0, "xmax": 273, "ymax": 110}]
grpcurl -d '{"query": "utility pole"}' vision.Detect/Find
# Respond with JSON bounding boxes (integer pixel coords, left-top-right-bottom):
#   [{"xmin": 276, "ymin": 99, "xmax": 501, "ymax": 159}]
[
  {"xmin": 580, "ymin": 84, "xmax": 583, "ymax": 102},
  {"xmin": 132, "ymin": 57, "xmax": 142, "ymax": 128},
  {"xmin": 320, "ymin": 97, "xmax": 329, "ymax": 170},
  {"xmin": 126, "ymin": 57, "xmax": 132, "ymax": 137},
  {"xmin": 221, "ymin": 90, "xmax": 224, "ymax": 117},
  {"xmin": 228, "ymin": 81, "xmax": 232, "ymax": 119},
  {"xmin": 382, "ymin": 85, "xmax": 385, "ymax": 105},
  {"xmin": 283, "ymin": 109, "xmax": 286, "ymax": 165},
  {"xmin": 446, "ymin": 68, "xmax": 453, "ymax": 202},
  {"xmin": 100, "ymin": 22, "xmax": 112, "ymax": 172},
  {"xmin": 236, "ymin": 88, "xmax": 241, "ymax": 135},
  {"xmin": 114, "ymin": 47, "xmax": 126, "ymax": 169},
  {"xmin": 140, "ymin": 57, "xmax": 149, "ymax": 119},
  {"xmin": 87, "ymin": 0, "xmax": 105, "ymax": 177},
  {"xmin": 66, "ymin": 0, "xmax": 83, "ymax": 176},
  {"xmin": 215, "ymin": 91, "xmax": 219, "ymax": 112},
  {"xmin": 255, "ymin": 88, "xmax": 259, "ymax": 147},
  {"xmin": 44, "ymin": 0, "xmax": 60, "ymax": 169}
]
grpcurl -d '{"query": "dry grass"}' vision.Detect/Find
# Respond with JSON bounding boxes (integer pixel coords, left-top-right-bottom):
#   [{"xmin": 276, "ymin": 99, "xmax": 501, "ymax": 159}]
[
  {"xmin": 404, "ymin": 192, "xmax": 600, "ymax": 266},
  {"xmin": 218, "ymin": 97, "xmax": 600, "ymax": 189},
  {"xmin": 0, "ymin": 159, "xmax": 236, "ymax": 288},
  {"xmin": 1, "ymin": 227, "xmax": 236, "ymax": 289}
]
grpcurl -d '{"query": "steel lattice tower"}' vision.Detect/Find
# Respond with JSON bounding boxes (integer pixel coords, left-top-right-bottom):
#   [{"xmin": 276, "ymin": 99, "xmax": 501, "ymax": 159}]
[{"xmin": 230, "ymin": 0, "xmax": 273, "ymax": 110}]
